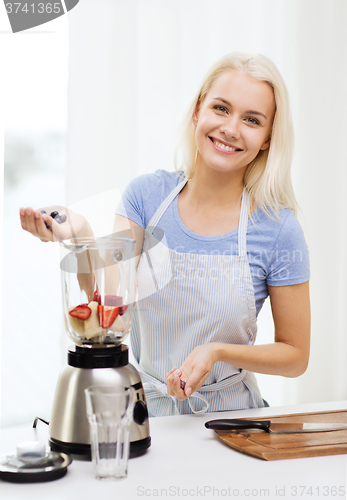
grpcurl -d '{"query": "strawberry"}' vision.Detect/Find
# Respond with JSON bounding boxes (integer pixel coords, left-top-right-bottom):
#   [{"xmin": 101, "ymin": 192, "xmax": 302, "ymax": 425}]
[
  {"xmin": 69, "ymin": 305, "xmax": 92, "ymax": 320},
  {"xmin": 93, "ymin": 290, "xmax": 99, "ymax": 302},
  {"xmin": 119, "ymin": 305, "xmax": 128, "ymax": 315},
  {"xmin": 98, "ymin": 305, "xmax": 119, "ymax": 329}
]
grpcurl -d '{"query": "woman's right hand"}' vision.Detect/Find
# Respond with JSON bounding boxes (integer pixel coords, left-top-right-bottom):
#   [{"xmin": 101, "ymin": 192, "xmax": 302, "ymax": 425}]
[{"xmin": 19, "ymin": 206, "xmax": 93, "ymax": 242}]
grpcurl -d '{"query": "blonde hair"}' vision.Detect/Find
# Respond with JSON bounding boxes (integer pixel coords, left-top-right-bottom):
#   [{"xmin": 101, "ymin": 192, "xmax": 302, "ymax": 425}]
[{"xmin": 173, "ymin": 52, "xmax": 298, "ymax": 218}]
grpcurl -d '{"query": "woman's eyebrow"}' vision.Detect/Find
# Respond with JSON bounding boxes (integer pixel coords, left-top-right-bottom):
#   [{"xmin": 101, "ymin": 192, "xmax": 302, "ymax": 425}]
[{"xmin": 211, "ymin": 97, "xmax": 267, "ymax": 120}]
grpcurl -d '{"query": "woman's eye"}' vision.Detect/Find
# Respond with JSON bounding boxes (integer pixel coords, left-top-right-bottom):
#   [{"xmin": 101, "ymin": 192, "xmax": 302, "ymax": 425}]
[
  {"xmin": 213, "ymin": 105, "xmax": 227, "ymax": 113},
  {"xmin": 246, "ymin": 117, "xmax": 260, "ymax": 125}
]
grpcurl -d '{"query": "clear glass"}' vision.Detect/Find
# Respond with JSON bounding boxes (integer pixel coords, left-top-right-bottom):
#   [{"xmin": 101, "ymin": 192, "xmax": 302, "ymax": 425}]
[
  {"xmin": 60, "ymin": 236, "xmax": 136, "ymax": 346},
  {"xmin": 84, "ymin": 386, "xmax": 135, "ymax": 480}
]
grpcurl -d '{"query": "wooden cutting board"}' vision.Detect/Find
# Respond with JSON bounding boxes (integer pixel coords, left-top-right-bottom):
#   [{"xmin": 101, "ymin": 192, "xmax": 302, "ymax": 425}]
[{"xmin": 214, "ymin": 409, "xmax": 347, "ymax": 460}]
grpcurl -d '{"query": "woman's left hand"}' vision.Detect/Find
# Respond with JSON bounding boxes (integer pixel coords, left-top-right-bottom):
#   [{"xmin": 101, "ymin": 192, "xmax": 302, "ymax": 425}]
[{"xmin": 166, "ymin": 344, "xmax": 218, "ymax": 400}]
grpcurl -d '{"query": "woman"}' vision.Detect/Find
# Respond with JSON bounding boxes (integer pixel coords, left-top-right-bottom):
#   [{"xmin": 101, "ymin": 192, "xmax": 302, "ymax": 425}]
[{"xmin": 20, "ymin": 52, "xmax": 310, "ymax": 417}]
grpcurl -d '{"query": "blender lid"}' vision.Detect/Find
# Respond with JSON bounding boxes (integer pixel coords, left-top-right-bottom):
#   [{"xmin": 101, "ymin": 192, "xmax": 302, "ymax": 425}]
[
  {"xmin": 60, "ymin": 234, "xmax": 136, "ymax": 251},
  {"xmin": 0, "ymin": 442, "xmax": 72, "ymax": 483}
]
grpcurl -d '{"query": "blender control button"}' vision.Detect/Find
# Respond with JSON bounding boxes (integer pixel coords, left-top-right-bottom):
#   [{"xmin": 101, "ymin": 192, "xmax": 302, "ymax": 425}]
[
  {"xmin": 133, "ymin": 401, "xmax": 148, "ymax": 425},
  {"xmin": 113, "ymin": 250, "xmax": 123, "ymax": 262}
]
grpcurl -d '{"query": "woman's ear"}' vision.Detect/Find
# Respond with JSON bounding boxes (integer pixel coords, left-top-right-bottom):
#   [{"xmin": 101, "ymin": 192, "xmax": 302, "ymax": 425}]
[
  {"xmin": 260, "ymin": 136, "xmax": 271, "ymax": 151},
  {"xmin": 192, "ymin": 106, "xmax": 199, "ymax": 127}
]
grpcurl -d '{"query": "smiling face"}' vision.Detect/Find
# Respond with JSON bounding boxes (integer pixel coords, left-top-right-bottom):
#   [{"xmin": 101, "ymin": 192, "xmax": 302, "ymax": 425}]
[{"xmin": 192, "ymin": 70, "xmax": 276, "ymax": 176}]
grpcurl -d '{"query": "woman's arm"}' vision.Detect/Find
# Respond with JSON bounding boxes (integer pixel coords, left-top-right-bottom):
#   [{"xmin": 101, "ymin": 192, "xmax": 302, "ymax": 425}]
[
  {"xmin": 167, "ymin": 281, "xmax": 311, "ymax": 399},
  {"xmin": 97, "ymin": 215, "xmax": 144, "ymax": 296},
  {"xmin": 112, "ymin": 215, "xmax": 144, "ymax": 268},
  {"xmin": 20, "ymin": 209, "xmax": 144, "ymax": 299}
]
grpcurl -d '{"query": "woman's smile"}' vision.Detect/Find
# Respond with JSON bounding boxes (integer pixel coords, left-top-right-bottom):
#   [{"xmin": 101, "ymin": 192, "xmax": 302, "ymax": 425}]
[{"xmin": 209, "ymin": 136, "xmax": 243, "ymax": 154}]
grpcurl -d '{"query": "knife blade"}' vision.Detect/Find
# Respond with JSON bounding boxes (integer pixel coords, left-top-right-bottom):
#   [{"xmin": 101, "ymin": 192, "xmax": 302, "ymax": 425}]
[{"xmin": 204, "ymin": 419, "xmax": 347, "ymax": 434}]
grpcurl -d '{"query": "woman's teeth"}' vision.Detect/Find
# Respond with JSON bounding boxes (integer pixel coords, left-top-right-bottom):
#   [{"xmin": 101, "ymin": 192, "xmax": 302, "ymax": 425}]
[{"xmin": 212, "ymin": 139, "xmax": 237, "ymax": 152}]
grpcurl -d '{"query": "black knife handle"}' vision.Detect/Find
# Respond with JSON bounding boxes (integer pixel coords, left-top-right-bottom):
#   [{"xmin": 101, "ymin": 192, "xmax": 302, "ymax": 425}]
[{"xmin": 204, "ymin": 419, "xmax": 272, "ymax": 432}]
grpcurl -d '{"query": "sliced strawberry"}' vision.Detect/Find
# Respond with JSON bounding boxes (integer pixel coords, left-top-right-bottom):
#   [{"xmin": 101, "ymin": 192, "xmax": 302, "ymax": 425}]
[
  {"xmin": 93, "ymin": 290, "xmax": 99, "ymax": 302},
  {"xmin": 98, "ymin": 305, "xmax": 119, "ymax": 329},
  {"xmin": 119, "ymin": 305, "xmax": 128, "ymax": 315},
  {"xmin": 69, "ymin": 305, "xmax": 92, "ymax": 320}
]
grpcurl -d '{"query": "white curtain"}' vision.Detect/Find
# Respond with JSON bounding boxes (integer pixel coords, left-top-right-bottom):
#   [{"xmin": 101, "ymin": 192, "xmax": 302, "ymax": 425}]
[{"xmin": 66, "ymin": 0, "xmax": 347, "ymax": 407}]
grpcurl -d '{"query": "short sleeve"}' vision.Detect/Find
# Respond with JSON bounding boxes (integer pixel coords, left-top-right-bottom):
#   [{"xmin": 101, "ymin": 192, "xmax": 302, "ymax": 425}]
[
  {"xmin": 266, "ymin": 211, "xmax": 310, "ymax": 286},
  {"xmin": 115, "ymin": 173, "xmax": 161, "ymax": 229}
]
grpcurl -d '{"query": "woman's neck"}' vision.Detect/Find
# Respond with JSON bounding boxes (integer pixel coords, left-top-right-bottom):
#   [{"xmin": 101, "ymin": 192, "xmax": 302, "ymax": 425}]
[{"xmin": 182, "ymin": 164, "xmax": 246, "ymax": 213}]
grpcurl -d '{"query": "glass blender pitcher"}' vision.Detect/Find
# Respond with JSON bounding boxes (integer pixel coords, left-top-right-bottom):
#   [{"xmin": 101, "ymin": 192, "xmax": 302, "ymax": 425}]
[
  {"xmin": 61, "ymin": 235, "xmax": 135, "ymax": 347},
  {"xmin": 49, "ymin": 235, "xmax": 150, "ymax": 459}
]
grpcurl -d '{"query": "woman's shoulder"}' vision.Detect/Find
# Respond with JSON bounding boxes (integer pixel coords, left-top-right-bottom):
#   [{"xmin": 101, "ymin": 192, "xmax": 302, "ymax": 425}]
[
  {"xmin": 252, "ymin": 206, "xmax": 305, "ymax": 240},
  {"xmin": 251, "ymin": 206, "xmax": 309, "ymax": 266},
  {"xmin": 116, "ymin": 169, "xmax": 184, "ymax": 229},
  {"xmin": 126, "ymin": 169, "xmax": 184, "ymax": 201},
  {"xmin": 250, "ymin": 206, "xmax": 309, "ymax": 257}
]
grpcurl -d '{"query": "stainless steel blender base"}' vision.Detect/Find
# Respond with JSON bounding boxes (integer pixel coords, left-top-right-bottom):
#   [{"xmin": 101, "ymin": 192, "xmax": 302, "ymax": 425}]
[
  {"xmin": 49, "ymin": 346, "xmax": 151, "ymax": 460},
  {"xmin": 49, "ymin": 436, "xmax": 151, "ymax": 460}
]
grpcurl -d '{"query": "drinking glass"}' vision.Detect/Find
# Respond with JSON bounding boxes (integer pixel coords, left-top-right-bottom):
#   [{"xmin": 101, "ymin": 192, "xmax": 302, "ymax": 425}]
[{"xmin": 85, "ymin": 386, "xmax": 135, "ymax": 480}]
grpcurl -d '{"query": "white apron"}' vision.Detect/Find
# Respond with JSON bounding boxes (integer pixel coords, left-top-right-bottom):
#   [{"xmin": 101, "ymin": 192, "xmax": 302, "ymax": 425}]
[{"xmin": 131, "ymin": 177, "xmax": 265, "ymax": 416}]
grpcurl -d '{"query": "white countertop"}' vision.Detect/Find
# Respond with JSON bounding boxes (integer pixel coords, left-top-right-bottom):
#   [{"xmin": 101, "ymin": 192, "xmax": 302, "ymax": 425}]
[{"xmin": 1, "ymin": 401, "xmax": 346, "ymax": 500}]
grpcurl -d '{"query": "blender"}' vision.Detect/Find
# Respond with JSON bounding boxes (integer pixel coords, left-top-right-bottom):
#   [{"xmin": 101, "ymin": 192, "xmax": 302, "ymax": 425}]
[{"xmin": 49, "ymin": 235, "xmax": 151, "ymax": 459}]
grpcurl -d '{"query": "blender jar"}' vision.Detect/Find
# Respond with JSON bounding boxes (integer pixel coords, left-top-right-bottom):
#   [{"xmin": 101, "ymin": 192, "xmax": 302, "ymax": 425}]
[{"xmin": 60, "ymin": 236, "xmax": 136, "ymax": 347}]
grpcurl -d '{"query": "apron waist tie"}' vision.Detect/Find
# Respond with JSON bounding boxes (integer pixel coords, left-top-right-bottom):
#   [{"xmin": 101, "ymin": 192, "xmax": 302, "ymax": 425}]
[{"xmin": 139, "ymin": 369, "xmax": 247, "ymax": 416}]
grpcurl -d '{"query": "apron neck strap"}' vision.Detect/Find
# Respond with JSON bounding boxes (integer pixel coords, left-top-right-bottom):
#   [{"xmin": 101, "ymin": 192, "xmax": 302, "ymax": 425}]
[
  {"xmin": 238, "ymin": 187, "xmax": 248, "ymax": 257},
  {"xmin": 147, "ymin": 178, "xmax": 188, "ymax": 230}
]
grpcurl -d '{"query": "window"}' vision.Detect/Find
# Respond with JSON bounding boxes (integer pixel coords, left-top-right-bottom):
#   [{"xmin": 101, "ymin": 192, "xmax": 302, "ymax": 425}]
[{"xmin": 1, "ymin": 19, "xmax": 68, "ymax": 426}]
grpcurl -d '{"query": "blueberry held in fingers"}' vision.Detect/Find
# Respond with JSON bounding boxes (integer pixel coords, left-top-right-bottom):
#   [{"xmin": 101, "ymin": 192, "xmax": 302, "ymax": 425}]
[
  {"xmin": 58, "ymin": 214, "xmax": 67, "ymax": 223},
  {"xmin": 51, "ymin": 212, "xmax": 67, "ymax": 224},
  {"xmin": 40, "ymin": 210, "xmax": 50, "ymax": 229}
]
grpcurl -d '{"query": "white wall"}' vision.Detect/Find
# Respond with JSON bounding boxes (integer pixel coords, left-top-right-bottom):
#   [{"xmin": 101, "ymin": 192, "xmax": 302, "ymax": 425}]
[
  {"xmin": 6, "ymin": 0, "xmax": 347, "ymax": 429},
  {"xmin": 289, "ymin": 0, "xmax": 347, "ymax": 405},
  {"xmin": 66, "ymin": 0, "xmax": 347, "ymax": 407}
]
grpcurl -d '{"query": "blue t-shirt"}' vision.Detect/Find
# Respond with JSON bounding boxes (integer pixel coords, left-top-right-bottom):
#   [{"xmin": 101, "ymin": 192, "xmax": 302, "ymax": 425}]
[{"xmin": 116, "ymin": 169, "xmax": 310, "ymax": 316}]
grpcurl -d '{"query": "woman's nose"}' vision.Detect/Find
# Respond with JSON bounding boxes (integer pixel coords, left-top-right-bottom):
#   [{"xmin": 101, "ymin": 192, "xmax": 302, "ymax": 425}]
[{"xmin": 219, "ymin": 116, "xmax": 240, "ymax": 139}]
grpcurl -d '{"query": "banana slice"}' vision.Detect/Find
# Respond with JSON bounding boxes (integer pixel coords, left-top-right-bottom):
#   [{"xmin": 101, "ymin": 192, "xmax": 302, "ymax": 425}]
[
  {"xmin": 109, "ymin": 314, "xmax": 125, "ymax": 333},
  {"xmin": 68, "ymin": 312, "xmax": 85, "ymax": 335},
  {"xmin": 83, "ymin": 301, "xmax": 104, "ymax": 340}
]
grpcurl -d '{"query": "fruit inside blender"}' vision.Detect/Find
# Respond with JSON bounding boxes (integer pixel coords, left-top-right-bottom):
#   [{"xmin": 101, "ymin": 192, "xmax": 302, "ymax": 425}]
[
  {"xmin": 68, "ymin": 290, "xmax": 129, "ymax": 342},
  {"xmin": 62, "ymin": 240, "xmax": 134, "ymax": 346}
]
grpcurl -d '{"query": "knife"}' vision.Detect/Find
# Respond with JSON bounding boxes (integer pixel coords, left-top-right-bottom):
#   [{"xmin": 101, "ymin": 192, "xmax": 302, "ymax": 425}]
[{"xmin": 204, "ymin": 419, "xmax": 347, "ymax": 434}]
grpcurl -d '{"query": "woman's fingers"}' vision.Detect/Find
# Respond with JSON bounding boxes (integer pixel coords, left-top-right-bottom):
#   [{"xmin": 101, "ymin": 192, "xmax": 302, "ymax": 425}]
[
  {"xmin": 34, "ymin": 214, "xmax": 55, "ymax": 242},
  {"xmin": 167, "ymin": 367, "xmax": 178, "ymax": 376},
  {"xmin": 19, "ymin": 207, "xmax": 26, "ymax": 228},
  {"xmin": 166, "ymin": 368, "xmax": 188, "ymax": 401},
  {"xmin": 35, "ymin": 212, "xmax": 55, "ymax": 241},
  {"xmin": 19, "ymin": 207, "xmax": 67, "ymax": 242},
  {"xmin": 20, "ymin": 208, "xmax": 42, "ymax": 238},
  {"xmin": 19, "ymin": 207, "xmax": 32, "ymax": 233},
  {"xmin": 20, "ymin": 205, "xmax": 93, "ymax": 243},
  {"xmin": 168, "ymin": 372, "xmax": 181, "ymax": 397},
  {"xmin": 184, "ymin": 370, "xmax": 209, "ymax": 397},
  {"xmin": 167, "ymin": 344, "xmax": 217, "ymax": 401}
]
